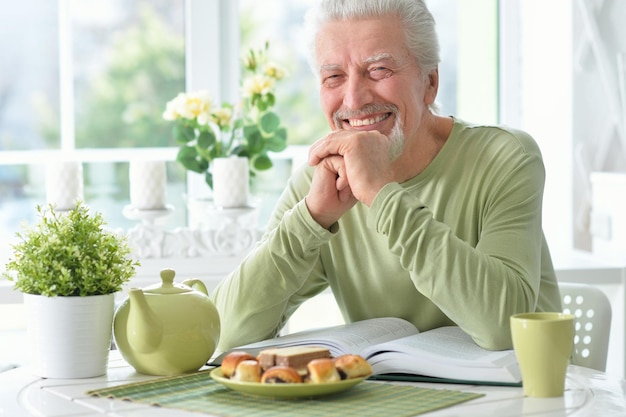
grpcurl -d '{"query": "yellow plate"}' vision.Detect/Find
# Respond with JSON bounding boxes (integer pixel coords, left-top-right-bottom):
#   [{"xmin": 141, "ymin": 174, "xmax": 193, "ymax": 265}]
[{"xmin": 210, "ymin": 368, "xmax": 367, "ymax": 399}]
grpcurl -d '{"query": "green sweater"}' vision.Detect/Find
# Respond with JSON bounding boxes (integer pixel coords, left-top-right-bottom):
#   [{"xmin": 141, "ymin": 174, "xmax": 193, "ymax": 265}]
[{"xmin": 211, "ymin": 119, "xmax": 562, "ymax": 351}]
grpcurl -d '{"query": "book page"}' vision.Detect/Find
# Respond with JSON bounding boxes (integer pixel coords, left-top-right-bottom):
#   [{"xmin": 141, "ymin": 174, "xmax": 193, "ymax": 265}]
[
  {"xmin": 363, "ymin": 326, "xmax": 520, "ymax": 383},
  {"xmin": 363, "ymin": 326, "xmax": 517, "ymax": 369},
  {"xmin": 219, "ymin": 317, "xmax": 420, "ymax": 359}
]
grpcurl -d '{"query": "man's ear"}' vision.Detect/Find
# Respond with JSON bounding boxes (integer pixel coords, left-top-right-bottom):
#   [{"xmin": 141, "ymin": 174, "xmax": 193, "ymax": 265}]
[{"xmin": 425, "ymin": 68, "xmax": 439, "ymax": 104}]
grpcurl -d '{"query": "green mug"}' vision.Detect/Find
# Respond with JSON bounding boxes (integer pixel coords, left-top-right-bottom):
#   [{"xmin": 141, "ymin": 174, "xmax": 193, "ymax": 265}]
[{"xmin": 510, "ymin": 312, "xmax": 575, "ymax": 397}]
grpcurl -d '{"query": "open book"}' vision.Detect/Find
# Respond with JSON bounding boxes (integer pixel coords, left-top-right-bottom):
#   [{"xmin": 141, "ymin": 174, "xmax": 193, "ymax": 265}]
[{"xmin": 211, "ymin": 317, "xmax": 521, "ymax": 386}]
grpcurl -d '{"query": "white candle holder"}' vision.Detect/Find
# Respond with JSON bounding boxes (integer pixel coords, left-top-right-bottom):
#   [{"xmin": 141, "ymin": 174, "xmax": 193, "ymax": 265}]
[
  {"xmin": 129, "ymin": 160, "xmax": 168, "ymax": 210},
  {"xmin": 45, "ymin": 161, "xmax": 84, "ymax": 211},
  {"xmin": 207, "ymin": 205, "xmax": 257, "ymax": 254},
  {"xmin": 122, "ymin": 204, "xmax": 175, "ymax": 226}
]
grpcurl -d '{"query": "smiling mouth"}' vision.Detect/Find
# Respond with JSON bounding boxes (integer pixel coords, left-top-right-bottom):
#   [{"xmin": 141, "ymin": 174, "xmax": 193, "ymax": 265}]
[{"xmin": 345, "ymin": 113, "xmax": 391, "ymax": 127}]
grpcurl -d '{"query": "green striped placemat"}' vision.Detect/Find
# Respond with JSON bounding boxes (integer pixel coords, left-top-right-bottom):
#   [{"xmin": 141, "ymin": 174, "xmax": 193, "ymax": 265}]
[{"xmin": 88, "ymin": 370, "xmax": 484, "ymax": 417}]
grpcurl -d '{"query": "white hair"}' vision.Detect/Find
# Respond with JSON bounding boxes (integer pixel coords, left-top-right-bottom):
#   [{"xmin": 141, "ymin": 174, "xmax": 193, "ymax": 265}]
[{"xmin": 304, "ymin": 0, "xmax": 440, "ymax": 79}]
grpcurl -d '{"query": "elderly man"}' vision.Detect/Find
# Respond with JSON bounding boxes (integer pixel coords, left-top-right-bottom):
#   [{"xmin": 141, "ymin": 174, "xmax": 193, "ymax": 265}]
[{"xmin": 211, "ymin": 0, "xmax": 561, "ymax": 351}]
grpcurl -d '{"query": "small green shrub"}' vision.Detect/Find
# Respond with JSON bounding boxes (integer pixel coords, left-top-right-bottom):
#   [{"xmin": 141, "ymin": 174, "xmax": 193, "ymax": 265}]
[{"xmin": 3, "ymin": 203, "xmax": 140, "ymax": 296}]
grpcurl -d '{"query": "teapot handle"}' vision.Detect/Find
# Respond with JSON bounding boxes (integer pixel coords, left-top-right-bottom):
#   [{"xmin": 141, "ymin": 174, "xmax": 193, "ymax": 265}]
[{"xmin": 182, "ymin": 278, "xmax": 209, "ymax": 296}]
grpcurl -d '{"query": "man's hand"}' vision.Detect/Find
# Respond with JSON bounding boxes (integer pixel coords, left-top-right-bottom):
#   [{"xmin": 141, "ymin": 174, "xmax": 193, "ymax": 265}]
[
  {"xmin": 305, "ymin": 155, "xmax": 357, "ymax": 230},
  {"xmin": 309, "ymin": 130, "xmax": 396, "ymax": 206}
]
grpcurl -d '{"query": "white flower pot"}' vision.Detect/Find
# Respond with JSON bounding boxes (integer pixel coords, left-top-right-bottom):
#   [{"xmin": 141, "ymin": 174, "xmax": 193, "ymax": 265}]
[
  {"xmin": 24, "ymin": 293, "xmax": 115, "ymax": 379},
  {"xmin": 212, "ymin": 156, "xmax": 250, "ymax": 208}
]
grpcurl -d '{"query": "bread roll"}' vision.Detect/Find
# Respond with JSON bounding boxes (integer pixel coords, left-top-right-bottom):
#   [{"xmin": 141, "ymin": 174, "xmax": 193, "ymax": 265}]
[
  {"xmin": 307, "ymin": 358, "xmax": 341, "ymax": 383},
  {"xmin": 334, "ymin": 354, "xmax": 373, "ymax": 379},
  {"xmin": 231, "ymin": 359, "xmax": 262, "ymax": 383},
  {"xmin": 221, "ymin": 351, "xmax": 257, "ymax": 378},
  {"xmin": 260, "ymin": 366, "xmax": 302, "ymax": 383}
]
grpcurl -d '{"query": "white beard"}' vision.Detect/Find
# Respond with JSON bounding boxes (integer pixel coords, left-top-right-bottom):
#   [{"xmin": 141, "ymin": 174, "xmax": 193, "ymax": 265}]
[{"xmin": 387, "ymin": 116, "xmax": 405, "ymax": 161}]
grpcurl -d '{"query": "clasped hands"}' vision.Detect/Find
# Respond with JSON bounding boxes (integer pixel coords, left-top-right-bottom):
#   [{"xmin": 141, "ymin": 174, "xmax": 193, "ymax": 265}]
[{"xmin": 306, "ymin": 129, "xmax": 396, "ymax": 229}]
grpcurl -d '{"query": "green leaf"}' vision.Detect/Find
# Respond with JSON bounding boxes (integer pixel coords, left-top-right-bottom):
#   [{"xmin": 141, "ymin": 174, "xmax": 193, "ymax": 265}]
[
  {"xmin": 208, "ymin": 144, "xmax": 224, "ymax": 160},
  {"xmin": 243, "ymin": 125, "xmax": 264, "ymax": 153},
  {"xmin": 253, "ymin": 154, "xmax": 273, "ymax": 171},
  {"xmin": 173, "ymin": 123, "xmax": 195, "ymax": 144},
  {"xmin": 266, "ymin": 127, "xmax": 288, "ymax": 152},
  {"xmin": 230, "ymin": 144, "xmax": 249, "ymax": 157},
  {"xmin": 260, "ymin": 112, "xmax": 280, "ymax": 134},
  {"xmin": 256, "ymin": 96, "xmax": 268, "ymax": 112},
  {"xmin": 242, "ymin": 124, "xmax": 259, "ymax": 138},
  {"xmin": 177, "ymin": 146, "xmax": 208, "ymax": 173},
  {"xmin": 196, "ymin": 129, "xmax": 216, "ymax": 149}
]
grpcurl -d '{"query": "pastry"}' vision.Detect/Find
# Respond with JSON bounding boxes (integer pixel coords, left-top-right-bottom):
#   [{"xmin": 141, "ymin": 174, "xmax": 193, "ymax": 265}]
[
  {"xmin": 260, "ymin": 366, "xmax": 302, "ymax": 383},
  {"xmin": 307, "ymin": 358, "xmax": 341, "ymax": 383},
  {"xmin": 221, "ymin": 351, "xmax": 257, "ymax": 378},
  {"xmin": 334, "ymin": 354, "xmax": 373, "ymax": 379},
  {"xmin": 258, "ymin": 346, "xmax": 331, "ymax": 372},
  {"xmin": 257, "ymin": 348, "xmax": 278, "ymax": 371},
  {"xmin": 231, "ymin": 359, "xmax": 262, "ymax": 383}
]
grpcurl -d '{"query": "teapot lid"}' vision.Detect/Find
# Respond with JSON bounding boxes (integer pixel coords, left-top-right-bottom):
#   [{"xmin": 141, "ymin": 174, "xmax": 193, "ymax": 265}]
[{"xmin": 143, "ymin": 269, "xmax": 192, "ymax": 295}]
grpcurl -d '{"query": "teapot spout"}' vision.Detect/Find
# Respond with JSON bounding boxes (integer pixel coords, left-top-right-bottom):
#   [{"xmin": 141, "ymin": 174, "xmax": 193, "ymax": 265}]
[{"xmin": 127, "ymin": 288, "xmax": 163, "ymax": 353}]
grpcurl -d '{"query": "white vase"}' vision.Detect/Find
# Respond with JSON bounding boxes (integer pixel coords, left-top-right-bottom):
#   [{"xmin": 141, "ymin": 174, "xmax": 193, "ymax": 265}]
[
  {"xmin": 24, "ymin": 293, "xmax": 115, "ymax": 379},
  {"xmin": 212, "ymin": 156, "xmax": 249, "ymax": 208}
]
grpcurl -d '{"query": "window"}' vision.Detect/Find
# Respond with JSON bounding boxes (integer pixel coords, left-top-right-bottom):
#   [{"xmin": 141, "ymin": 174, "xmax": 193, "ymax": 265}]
[
  {"xmin": 0, "ymin": 0, "xmax": 187, "ymax": 245},
  {"xmin": 0, "ymin": 0, "xmax": 499, "ymax": 252},
  {"xmin": 1, "ymin": 0, "xmax": 185, "ymax": 152}
]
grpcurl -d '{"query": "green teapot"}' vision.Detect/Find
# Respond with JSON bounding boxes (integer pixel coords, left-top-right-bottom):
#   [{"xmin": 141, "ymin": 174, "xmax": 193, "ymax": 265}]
[{"xmin": 113, "ymin": 268, "xmax": 220, "ymax": 375}]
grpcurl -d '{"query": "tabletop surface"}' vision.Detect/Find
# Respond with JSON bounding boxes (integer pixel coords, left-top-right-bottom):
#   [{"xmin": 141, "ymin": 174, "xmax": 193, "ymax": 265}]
[{"xmin": 1, "ymin": 351, "xmax": 626, "ymax": 417}]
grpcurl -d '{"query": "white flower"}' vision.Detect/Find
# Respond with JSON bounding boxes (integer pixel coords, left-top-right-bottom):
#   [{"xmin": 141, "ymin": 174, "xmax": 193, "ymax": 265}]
[
  {"xmin": 212, "ymin": 107, "xmax": 233, "ymax": 128},
  {"xmin": 162, "ymin": 93, "xmax": 186, "ymax": 121},
  {"xmin": 242, "ymin": 74, "xmax": 275, "ymax": 97},
  {"xmin": 264, "ymin": 63, "xmax": 286, "ymax": 80},
  {"xmin": 196, "ymin": 111, "xmax": 210, "ymax": 126},
  {"xmin": 162, "ymin": 91, "xmax": 213, "ymax": 123},
  {"xmin": 182, "ymin": 90, "xmax": 212, "ymax": 122}
]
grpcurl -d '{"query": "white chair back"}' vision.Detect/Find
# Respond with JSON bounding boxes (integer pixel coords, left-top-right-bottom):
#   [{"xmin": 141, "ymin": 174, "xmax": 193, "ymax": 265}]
[{"xmin": 559, "ymin": 282, "xmax": 612, "ymax": 371}]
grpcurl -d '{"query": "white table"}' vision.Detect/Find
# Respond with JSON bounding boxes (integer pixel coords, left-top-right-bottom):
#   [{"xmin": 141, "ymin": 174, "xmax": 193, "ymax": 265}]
[{"xmin": 1, "ymin": 351, "xmax": 625, "ymax": 417}]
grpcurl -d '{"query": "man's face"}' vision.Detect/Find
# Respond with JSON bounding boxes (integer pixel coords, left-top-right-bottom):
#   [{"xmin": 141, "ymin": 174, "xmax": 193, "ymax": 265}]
[{"xmin": 315, "ymin": 15, "xmax": 435, "ymax": 147}]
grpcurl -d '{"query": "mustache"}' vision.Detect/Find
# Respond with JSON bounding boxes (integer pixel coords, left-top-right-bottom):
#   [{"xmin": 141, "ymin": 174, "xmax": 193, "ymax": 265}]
[{"xmin": 333, "ymin": 104, "xmax": 399, "ymax": 129}]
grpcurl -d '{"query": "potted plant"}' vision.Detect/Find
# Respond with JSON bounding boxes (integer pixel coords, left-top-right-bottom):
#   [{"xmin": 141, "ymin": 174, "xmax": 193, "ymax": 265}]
[
  {"xmin": 3, "ymin": 202, "xmax": 140, "ymax": 378},
  {"xmin": 163, "ymin": 42, "xmax": 288, "ymax": 207}
]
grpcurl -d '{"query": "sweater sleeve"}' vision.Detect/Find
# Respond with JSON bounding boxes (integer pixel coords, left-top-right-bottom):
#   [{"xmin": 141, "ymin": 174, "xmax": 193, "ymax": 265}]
[
  {"xmin": 368, "ymin": 131, "xmax": 548, "ymax": 350},
  {"xmin": 210, "ymin": 165, "xmax": 333, "ymax": 350}
]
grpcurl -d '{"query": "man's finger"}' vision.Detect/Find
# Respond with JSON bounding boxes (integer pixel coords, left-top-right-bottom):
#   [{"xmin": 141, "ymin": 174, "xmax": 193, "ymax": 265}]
[{"xmin": 308, "ymin": 130, "xmax": 347, "ymax": 166}]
